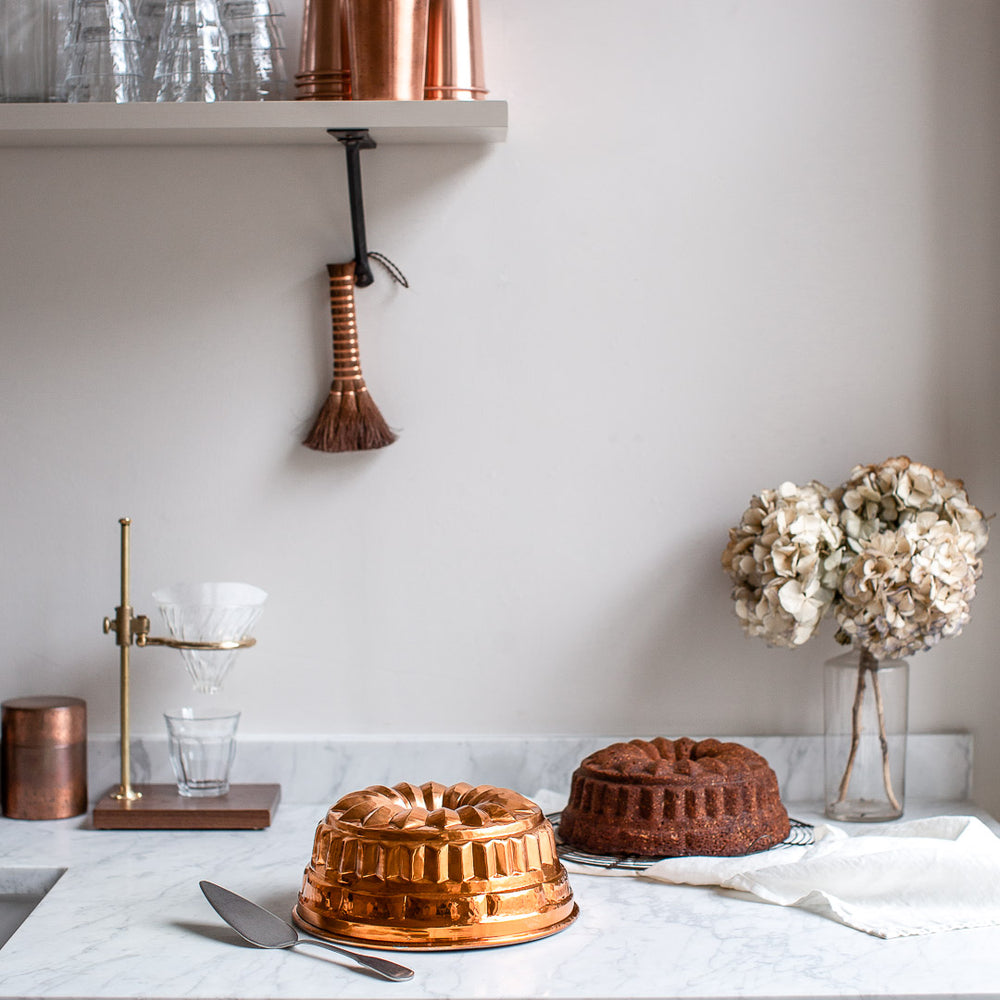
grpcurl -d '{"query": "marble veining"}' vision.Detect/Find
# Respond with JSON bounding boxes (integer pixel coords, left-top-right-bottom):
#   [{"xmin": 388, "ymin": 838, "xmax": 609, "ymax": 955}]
[
  {"xmin": 86, "ymin": 732, "xmax": 972, "ymax": 803},
  {"xmin": 0, "ymin": 734, "xmax": 989, "ymax": 1000},
  {"xmin": 0, "ymin": 800, "xmax": 996, "ymax": 999}
]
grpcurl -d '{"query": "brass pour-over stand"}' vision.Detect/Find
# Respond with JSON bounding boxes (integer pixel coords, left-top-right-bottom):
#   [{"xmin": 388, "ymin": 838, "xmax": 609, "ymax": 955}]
[{"xmin": 92, "ymin": 518, "xmax": 279, "ymax": 830}]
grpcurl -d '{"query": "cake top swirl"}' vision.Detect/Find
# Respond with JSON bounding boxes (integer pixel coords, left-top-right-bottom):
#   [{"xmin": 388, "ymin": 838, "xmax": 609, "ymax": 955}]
[
  {"xmin": 578, "ymin": 737, "xmax": 772, "ymax": 782},
  {"xmin": 327, "ymin": 781, "xmax": 541, "ymax": 832}
]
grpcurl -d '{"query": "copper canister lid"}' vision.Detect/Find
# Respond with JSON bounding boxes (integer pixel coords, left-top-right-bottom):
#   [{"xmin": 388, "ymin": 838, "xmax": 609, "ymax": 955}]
[{"xmin": 2, "ymin": 697, "xmax": 87, "ymax": 747}]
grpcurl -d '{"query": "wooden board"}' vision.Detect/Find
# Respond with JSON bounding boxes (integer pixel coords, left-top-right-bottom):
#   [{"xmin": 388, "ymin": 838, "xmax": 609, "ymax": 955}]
[{"xmin": 92, "ymin": 784, "xmax": 280, "ymax": 830}]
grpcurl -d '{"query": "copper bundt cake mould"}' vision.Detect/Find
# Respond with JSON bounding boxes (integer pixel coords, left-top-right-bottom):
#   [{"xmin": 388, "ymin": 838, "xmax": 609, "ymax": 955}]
[
  {"xmin": 293, "ymin": 781, "xmax": 578, "ymax": 950},
  {"xmin": 559, "ymin": 737, "xmax": 791, "ymax": 858}
]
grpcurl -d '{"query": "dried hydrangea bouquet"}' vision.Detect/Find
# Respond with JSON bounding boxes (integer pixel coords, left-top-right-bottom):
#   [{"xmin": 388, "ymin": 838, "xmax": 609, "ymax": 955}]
[{"xmin": 722, "ymin": 457, "xmax": 989, "ymax": 821}]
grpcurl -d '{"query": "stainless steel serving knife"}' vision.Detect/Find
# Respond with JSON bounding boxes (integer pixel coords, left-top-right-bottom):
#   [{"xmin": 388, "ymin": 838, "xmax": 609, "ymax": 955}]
[{"xmin": 199, "ymin": 880, "xmax": 414, "ymax": 982}]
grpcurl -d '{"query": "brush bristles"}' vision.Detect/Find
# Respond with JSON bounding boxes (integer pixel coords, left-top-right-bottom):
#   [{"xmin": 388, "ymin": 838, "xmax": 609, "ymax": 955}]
[{"xmin": 303, "ymin": 379, "xmax": 397, "ymax": 453}]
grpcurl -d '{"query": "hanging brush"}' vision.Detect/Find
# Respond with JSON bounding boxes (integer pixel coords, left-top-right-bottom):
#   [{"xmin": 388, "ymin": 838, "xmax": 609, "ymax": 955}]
[{"xmin": 303, "ymin": 260, "xmax": 396, "ymax": 453}]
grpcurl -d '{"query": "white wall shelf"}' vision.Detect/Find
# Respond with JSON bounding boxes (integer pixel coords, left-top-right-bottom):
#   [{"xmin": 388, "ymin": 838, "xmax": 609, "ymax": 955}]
[{"xmin": 0, "ymin": 100, "xmax": 508, "ymax": 147}]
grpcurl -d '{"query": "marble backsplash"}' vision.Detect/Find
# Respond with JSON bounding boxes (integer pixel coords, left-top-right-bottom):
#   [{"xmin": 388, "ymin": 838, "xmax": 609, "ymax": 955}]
[{"xmin": 86, "ymin": 732, "xmax": 973, "ymax": 805}]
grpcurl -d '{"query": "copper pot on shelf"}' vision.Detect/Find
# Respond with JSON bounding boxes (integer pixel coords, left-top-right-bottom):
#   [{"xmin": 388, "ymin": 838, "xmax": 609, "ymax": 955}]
[
  {"xmin": 296, "ymin": 0, "xmax": 351, "ymax": 100},
  {"xmin": 424, "ymin": 0, "xmax": 487, "ymax": 100},
  {"xmin": 343, "ymin": 0, "xmax": 429, "ymax": 101}
]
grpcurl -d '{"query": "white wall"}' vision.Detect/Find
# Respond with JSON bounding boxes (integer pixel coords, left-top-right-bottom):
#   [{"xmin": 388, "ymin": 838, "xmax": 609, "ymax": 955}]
[{"xmin": 2, "ymin": 1, "xmax": 999, "ymax": 811}]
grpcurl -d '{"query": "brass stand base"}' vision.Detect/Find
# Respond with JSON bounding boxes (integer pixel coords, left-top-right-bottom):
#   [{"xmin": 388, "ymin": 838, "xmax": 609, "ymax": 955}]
[{"xmin": 92, "ymin": 783, "xmax": 280, "ymax": 830}]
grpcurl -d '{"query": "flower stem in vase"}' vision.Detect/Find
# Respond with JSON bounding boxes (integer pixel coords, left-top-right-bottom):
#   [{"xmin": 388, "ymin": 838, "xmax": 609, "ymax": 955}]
[
  {"xmin": 869, "ymin": 658, "xmax": 902, "ymax": 812},
  {"xmin": 835, "ymin": 647, "xmax": 902, "ymax": 810},
  {"xmin": 835, "ymin": 651, "xmax": 868, "ymax": 805},
  {"xmin": 825, "ymin": 647, "xmax": 908, "ymax": 821}
]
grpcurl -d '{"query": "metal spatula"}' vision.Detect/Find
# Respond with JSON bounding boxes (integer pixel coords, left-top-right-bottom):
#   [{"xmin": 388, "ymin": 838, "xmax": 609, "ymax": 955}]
[{"xmin": 199, "ymin": 880, "xmax": 414, "ymax": 982}]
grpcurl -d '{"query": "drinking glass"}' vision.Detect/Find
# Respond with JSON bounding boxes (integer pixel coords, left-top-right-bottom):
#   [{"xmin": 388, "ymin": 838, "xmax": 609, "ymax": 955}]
[
  {"xmin": 64, "ymin": 0, "xmax": 143, "ymax": 103},
  {"xmin": 134, "ymin": 0, "xmax": 166, "ymax": 99},
  {"xmin": 164, "ymin": 707, "xmax": 240, "ymax": 797},
  {"xmin": 221, "ymin": 0, "xmax": 286, "ymax": 101},
  {"xmin": 155, "ymin": 0, "xmax": 230, "ymax": 101},
  {"xmin": 0, "ymin": 0, "xmax": 69, "ymax": 102}
]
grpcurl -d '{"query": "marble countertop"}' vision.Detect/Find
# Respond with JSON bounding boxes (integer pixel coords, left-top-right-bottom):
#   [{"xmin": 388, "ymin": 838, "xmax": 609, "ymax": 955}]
[{"xmin": 1, "ymin": 798, "xmax": 998, "ymax": 1000}]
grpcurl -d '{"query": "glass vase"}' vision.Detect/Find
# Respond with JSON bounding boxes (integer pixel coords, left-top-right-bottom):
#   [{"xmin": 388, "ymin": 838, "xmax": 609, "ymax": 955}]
[{"xmin": 824, "ymin": 648, "xmax": 908, "ymax": 822}]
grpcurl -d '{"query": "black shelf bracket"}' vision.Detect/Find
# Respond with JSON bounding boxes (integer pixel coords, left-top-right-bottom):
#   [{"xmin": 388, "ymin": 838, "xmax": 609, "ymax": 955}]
[{"xmin": 329, "ymin": 128, "xmax": 378, "ymax": 287}]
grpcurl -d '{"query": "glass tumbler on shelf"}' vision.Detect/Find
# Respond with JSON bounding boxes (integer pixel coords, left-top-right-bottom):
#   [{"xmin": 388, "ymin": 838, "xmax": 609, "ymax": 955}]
[
  {"xmin": 64, "ymin": 0, "xmax": 144, "ymax": 103},
  {"xmin": 155, "ymin": 0, "xmax": 230, "ymax": 101},
  {"xmin": 220, "ymin": 0, "xmax": 287, "ymax": 100},
  {"xmin": 0, "ymin": 0, "xmax": 69, "ymax": 102},
  {"xmin": 134, "ymin": 0, "xmax": 166, "ymax": 100}
]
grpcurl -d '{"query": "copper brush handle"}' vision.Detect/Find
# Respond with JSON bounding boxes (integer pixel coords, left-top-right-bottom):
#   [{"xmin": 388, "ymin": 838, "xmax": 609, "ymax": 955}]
[
  {"xmin": 302, "ymin": 261, "xmax": 396, "ymax": 452},
  {"xmin": 328, "ymin": 261, "xmax": 363, "ymax": 383}
]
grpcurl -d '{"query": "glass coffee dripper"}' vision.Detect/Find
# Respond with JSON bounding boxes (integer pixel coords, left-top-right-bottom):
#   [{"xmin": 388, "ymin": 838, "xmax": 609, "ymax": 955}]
[{"xmin": 152, "ymin": 582, "xmax": 267, "ymax": 694}]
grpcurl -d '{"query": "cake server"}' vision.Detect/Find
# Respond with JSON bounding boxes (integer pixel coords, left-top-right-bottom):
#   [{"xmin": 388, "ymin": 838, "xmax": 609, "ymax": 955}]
[{"xmin": 199, "ymin": 881, "xmax": 414, "ymax": 982}]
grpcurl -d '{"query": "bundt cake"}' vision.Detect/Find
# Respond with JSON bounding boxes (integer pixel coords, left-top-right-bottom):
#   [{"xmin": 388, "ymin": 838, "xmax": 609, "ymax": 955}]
[
  {"xmin": 294, "ymin": 781, "xmax": 578, "ymax": 949},
  {"xmin": 559, "ymin": 737, "xmax": 790, "ymax": 857}
]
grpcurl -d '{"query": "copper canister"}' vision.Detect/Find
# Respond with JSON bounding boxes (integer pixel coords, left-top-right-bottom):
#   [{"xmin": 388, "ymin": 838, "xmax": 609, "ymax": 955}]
[
  {"xmin": 2, "ymin": 697, "xmax": 87, "ymax": 820},
  {"xmin": 424, "ymin": 0, "xmax": 487, "ymax": 100},
  {"xmin": 296, "ymin": 0, "xmax": 351, "ymax": 100},
  {"xmin": 344, "ymin": 0, "xmax": 429, "ymax": 100}
]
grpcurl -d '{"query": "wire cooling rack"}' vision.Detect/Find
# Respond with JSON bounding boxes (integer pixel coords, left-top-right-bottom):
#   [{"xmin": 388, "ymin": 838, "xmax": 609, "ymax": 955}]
[{"xmin": 549, "ymin": 812, "xmax": 814, "ymax": 872}]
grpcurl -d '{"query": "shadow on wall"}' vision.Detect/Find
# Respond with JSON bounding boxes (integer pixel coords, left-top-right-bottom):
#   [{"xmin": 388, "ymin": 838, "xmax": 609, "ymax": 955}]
[
  {"xmin": 571, "ymin": 2, "xmax": 1000, "ymax": 778},
  {"xmin": 562, "ymin": 525, "xmax": 820, "ymax": 739},
  {"xmin": 927, "ymin": 3, "xmax": 1000, "ymax": 817},
  {"xmin": 927, "ymin": 5, "xmax": 1000, "ymax": 492}
]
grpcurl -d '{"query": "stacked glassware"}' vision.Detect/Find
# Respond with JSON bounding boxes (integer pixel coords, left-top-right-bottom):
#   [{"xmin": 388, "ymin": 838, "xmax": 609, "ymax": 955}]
[
  {"xmin": 134, "ymin": 0, "xmax": 166, "ymax": 100},
  {"xmin": 154, "ymin": 0, "xmax": 231, "ymax": 102},
  {"xmin": 221, "ymin": 0, "xmax": 287, "ymax": 101},
  {"xmin": 0, "ymin": 0, "xmax": 69, "ymax": 102},
  {"xmin": 64, "ymin": 0, "xmax": 143, "ymax": 103},
  {"xmin": 0, "ymin": 0, "xmax": 296, "ymax": 103}
]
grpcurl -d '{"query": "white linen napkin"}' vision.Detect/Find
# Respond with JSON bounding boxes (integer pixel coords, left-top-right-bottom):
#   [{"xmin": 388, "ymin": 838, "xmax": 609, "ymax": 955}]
[{"xmin": 641, "ymin": 815, "xmax": 1000, "ymax": 938}]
